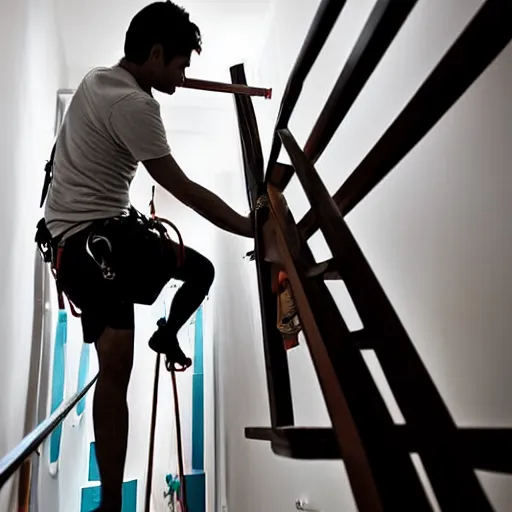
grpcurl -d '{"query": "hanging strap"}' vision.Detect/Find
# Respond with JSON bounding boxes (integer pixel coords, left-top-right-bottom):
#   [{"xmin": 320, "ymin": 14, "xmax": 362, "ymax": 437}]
[
  {"xmin": 144, "ymin": 351, "xmax": 161, "ymax": 512},
  {"xmin": 40, "ymin": 144, "xmax": 56, "ymax": 208},
  {"xmin": 52, "ymin": 246, "xmax": 81, "ymax": 318},
  {"xmin": 148, "ymin": 185, "xmax": 186, "ymax": 268}
]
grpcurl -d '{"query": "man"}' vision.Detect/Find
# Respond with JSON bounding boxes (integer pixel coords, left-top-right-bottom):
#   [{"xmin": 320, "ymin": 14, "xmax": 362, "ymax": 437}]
[{"xmin": 42, "ymin": 2, "xmax": 253, "ymax": 510}]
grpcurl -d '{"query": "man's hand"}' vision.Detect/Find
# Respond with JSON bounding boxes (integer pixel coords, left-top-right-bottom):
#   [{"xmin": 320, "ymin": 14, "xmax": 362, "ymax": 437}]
[{"xmin": 143, "ymin": 154, "xmax": 254, "ymax": 238}]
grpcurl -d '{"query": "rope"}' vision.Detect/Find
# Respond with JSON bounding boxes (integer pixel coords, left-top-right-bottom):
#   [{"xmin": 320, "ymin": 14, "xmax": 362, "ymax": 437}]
[
  {"xmin": 144, "ymin": 353, "xmax": 161, "ymax": 512},
  {"xmin": 150, "ymin": 185, "xmax": 185, "ymax": 267},
  {"xmin": 170, "ymin": 367, "xmax": 188, "ymax": 512},
  {"xmin": 155, "ymin": 216, "xmax": 186, "ymax": 268},
  {"xmin": 144, "ymin": 340, "xmax": 188, "ymax": 512}
]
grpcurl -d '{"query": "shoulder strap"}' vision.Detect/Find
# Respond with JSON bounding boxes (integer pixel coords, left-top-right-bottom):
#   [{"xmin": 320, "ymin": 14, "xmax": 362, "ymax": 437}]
[{"xmin": 39, "ymin": 144, "xmax": 56, "ymax": 208}]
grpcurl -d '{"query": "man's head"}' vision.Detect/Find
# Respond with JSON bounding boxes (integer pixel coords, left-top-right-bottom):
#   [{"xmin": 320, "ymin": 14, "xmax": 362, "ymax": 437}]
[{"xmin": 124, "ymin": 1, "xmax": 201, "ymax": 94}]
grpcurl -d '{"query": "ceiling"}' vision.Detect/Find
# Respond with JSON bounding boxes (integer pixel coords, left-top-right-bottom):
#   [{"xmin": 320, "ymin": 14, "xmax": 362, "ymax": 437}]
[{"xmin": 56, "ymin": 0, "xmax": 273, "ymax": 105}]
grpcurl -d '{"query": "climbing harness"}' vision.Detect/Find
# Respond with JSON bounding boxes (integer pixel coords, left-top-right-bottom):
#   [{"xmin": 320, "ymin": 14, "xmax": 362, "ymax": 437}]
[{"xmin": 36, "ymin": 141, "xmax": 186, "ymax": 315}]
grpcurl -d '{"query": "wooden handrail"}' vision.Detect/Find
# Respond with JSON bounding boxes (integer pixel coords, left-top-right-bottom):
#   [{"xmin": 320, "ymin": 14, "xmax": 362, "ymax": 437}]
[
  {"xmin": 232, "ymin": 0, "xmax": 510, "ymax": 509},
  {"xmin": 299, "ymin": 0, "xmax": 512, "ymax": 239},
  {"xmin": 265, "ymin": 0, "xmax": 349, "ymax": 179},
  {"xmin": 303, "ymin": 0, "xmax": 418, "ymax": 166}
]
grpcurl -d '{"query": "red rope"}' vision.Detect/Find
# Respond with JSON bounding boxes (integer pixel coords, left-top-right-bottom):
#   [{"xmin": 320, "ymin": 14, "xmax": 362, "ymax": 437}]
[
  {"xmin": 144, "ymin": 353, "xmax": 161, "ymax": 512},
  {"xmin": 155, "ymin": 216, "xmax": 185, "ymax": 268},
  {"xmin": 150, "ymin": 186, "xmax": 185, "ymax": 267},
  {"xmin": 170, "ymin": 368, "xmax": 188, "ymax": 511}
]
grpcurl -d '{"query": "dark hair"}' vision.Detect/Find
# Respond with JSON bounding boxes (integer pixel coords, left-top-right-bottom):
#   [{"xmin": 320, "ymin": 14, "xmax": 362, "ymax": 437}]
[{"xmin": 124, "ymin": 1, "xmax": 201, "ymax": 65}]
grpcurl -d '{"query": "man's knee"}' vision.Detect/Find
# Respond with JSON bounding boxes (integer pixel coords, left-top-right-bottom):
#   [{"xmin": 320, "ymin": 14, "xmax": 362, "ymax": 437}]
[{"xmin": 95, "ymin": 328, "xmax": 134, "ymax": 387}]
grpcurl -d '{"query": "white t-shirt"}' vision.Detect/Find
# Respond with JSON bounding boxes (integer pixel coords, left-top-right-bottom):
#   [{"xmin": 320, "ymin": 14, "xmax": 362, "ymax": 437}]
[{"xmin": 44, "ymin": 64, "xmax": 171, "ymax": 239}]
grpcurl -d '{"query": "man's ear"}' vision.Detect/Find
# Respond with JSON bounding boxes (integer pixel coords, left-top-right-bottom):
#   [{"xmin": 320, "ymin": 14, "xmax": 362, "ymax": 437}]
[{"xmin": 149, "ymin": 43, "xmax": 164, "ymax": 61}]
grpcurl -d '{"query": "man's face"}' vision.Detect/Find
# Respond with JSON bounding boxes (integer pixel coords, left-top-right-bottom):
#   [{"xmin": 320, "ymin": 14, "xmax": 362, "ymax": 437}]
[
  {"xmin": 149, "ymin": 47, "xmax": 191, "ymax": 95},
  {"xmin": 164, "ymin": 55, "xmax": 191, "ymax": 94}
]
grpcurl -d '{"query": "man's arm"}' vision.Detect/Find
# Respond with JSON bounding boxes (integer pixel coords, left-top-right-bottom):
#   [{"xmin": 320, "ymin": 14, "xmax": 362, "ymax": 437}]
[{"xmin": 143, "ymin": 154, "xmax": 253, "ymax": 238}]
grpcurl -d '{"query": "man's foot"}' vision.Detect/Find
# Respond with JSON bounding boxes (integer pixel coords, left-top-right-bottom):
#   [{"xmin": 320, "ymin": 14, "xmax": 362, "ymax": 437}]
[{"xmin": 148, "ymin": 319, "xmax": 192, "ymax": 372}]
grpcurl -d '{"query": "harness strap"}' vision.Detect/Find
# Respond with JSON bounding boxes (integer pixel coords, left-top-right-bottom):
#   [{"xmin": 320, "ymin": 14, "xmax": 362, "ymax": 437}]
[
  {"xmin": 40, "ymin": 144, "xmax": 56, "ymax": 208},
  {"xmin": 149, "ymin": 185, "xmax": 185, "ymax": 268},
  {"xmin": 156, "ymin": 217, "xmax": 185, "ymax": 268},
  {"xmin": 52, "ymin": 246, "xmax": 82, "ymax": 318}
]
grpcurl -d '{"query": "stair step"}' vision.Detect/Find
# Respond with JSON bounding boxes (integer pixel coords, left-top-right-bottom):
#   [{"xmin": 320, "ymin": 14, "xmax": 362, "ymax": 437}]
[
  {"xmin": 245, "ymin": 427, "xmax": 341, "ymax": 459},
  {"xmin": 349, "ymin": 329, "xmax": 373, "ymax": 349},
  {"xmin": 246, "ymin": 426, "xmax": 512, "ymax": 473},
  {"xmin": 305, "ymin": 259, "xmax": 341, "ymax": 280}
]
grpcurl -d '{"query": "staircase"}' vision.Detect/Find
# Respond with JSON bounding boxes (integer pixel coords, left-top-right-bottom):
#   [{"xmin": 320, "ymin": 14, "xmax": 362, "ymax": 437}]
[{"xmin": 229, "ymin": 0, "xmax": 512, "ymax": 510}]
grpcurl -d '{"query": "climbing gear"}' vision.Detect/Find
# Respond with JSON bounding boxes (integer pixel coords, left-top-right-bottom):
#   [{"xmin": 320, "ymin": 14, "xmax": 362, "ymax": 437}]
[
  {"xmin": 36, "ymin": 140, "xmax": 186, "ymax": 315},
  {"xmin": 145, "ymin": 309, "xmax": 190, "ymax": 512},
  {"xmin": 37, "ymin": 204, "xmax": 185, "ymax": 317},
  {"xmin": 86, "ymin": 233, "xmax": 116, "ymax": 280},
  {"xmin": 149, "ymin": 185, "xmax": 185, "ymax": 268},
  {"xmin": 35, "ymin": 218, "xmax": 82, "ymax": 317},
  {"xmin": 146, "ymin": 188, "xmax": 191, "ymax": 371}
]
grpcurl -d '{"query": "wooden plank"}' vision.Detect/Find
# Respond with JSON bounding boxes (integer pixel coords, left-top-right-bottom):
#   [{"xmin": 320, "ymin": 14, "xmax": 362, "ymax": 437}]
[
  {"xmin": 305, "ymin": 0, "xmax": 419, "ymax": 164},
  {"xmin": 230, "ymin": 64, "xmax": 295, "ymax": 427},
  {"xmin": 299, "ymin": 0, "xmax": 512, "ymax": 239},
  {"xmin": 245, "ymin": 427, "xmax": 341, "ymax": 459},
  {"xmin": 279, "ymin": 127, "xmax": 492, "ymax": 510},
  {"xmin": 453, "ymin": 428, "xmax": 512, "ymax": 474},
  {"xmin": 230, "ymin": 64, "xmax": 265, "ymax": 209},
  {"xmin": 405, "ymin": 427, "xmax": 512, "ymax": 475},
  {"xmin": 267, "ymin": 162, "xmax": 295, "ymax": 192},
  {"xmin": 246, "ymin": 425, "xmax": 512, "ymax": 474}
]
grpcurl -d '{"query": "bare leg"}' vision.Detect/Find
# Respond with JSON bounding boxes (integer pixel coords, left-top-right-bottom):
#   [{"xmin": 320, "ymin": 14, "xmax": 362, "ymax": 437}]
[
  {"xmin": 93, "ymin": 327, "xmax": 134, "ymax": 511},
  {"xmin": 166, "ymin": 243, "xmax": 215, "ymax": 335},
  {"xmin": 149, "ymin": 243, "xmax": 214, "ymax": 369}
]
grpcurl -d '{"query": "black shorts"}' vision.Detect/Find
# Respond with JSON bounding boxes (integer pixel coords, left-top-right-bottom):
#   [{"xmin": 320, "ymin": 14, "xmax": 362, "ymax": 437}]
[{"xmin": 55, "ymin": 211, "xmax": 178, "ymax": 343}]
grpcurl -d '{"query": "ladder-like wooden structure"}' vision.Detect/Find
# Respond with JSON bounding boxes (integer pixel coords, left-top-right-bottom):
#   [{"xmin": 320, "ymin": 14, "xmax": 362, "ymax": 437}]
[{"xmin": 229, "ymin": 0, "xmax": 512, "ymax": 510}]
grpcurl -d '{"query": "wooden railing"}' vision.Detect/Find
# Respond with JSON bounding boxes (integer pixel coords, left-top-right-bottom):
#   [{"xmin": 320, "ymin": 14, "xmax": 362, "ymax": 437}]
[{"xmin": 230, "ymin": 0, "xmax": 512, "ymax": 510}]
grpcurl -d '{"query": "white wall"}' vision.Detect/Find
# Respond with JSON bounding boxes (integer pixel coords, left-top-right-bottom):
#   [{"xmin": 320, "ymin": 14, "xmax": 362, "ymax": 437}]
[
  {"xmin": 0, "ymin": 0, "xmax": 66, "ymax": 509},
  {"xmin": 213, "ymin": 0, "xmax": 512, "ymax": 510}
]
